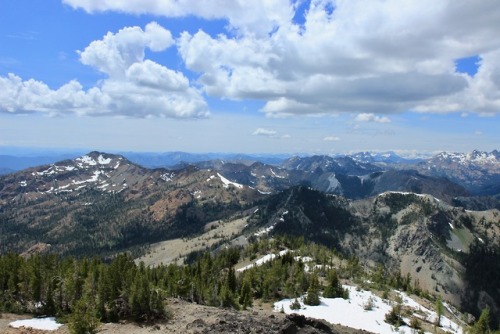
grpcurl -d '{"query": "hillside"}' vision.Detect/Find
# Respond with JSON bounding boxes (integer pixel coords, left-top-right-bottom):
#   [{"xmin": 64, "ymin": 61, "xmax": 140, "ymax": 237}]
[
  {"xmin": 246, "ymin": 187, "xmax": 500, "ymax": 321},
  {"xmin": 0, "ymin": 152, "xmax": 262, "ymax": 256}
]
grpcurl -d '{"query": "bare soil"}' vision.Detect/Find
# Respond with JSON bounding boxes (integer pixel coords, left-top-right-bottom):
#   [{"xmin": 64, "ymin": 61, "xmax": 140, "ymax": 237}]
[{"xmin": 1, "ymin": 298, "xmax": 373, "ymax": 334}]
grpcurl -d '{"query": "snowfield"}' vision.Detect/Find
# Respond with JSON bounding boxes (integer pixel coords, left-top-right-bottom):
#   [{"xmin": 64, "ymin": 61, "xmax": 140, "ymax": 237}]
[
  {"xmin": 217, "ymin": 173, "xmax": 244, "ymax": 189},
  {"xmin": 9, "ymin": 317, "xmax": 62, "ymax": 331},
  {"xmin": 274, "ymin": 285, "xmax": 463, "ymax": 334}
]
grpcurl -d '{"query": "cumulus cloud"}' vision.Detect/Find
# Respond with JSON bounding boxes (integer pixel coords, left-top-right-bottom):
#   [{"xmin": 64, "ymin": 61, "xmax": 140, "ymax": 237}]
[
  {"xmin": 0, "ymin": 22, "xmax": 208, "ymax": 118},
  {"xmin": 252, "ymin": 128, "xmax": 291, "ymax": 139},
  {"xmin": 78, "ymin": 22, "xmax": 174, "ymax": 77},
  {"xmin": 7, "ymin": 1, "xmax": 500, "ymax": 118},
  {"xmin": 174, "ymin": 0, "xmax": 500, "ymax": 117},
  {"xmin": 354, "ymin": 113, "xmax": 391, "ymax": 123},
  {"xmin": 63, "ymin": 0, "xmax": 295, "ymax": 37},
  {"xmin": 252, "ymin": 128, "xmax": 278, "ymax": 137},
  {"xmin": 323, "ymin": 136, "xmax": 340, "ymax": 142}
]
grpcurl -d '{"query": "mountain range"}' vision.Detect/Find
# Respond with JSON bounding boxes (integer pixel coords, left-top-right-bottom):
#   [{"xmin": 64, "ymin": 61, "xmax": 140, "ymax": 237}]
[
  {"xmin": 2, "ymin": 149, "xmax": 498, "ymax": 197},
  {"xmin": 0, "ymin": 149, "xmax": 499, "ymax": 323}
]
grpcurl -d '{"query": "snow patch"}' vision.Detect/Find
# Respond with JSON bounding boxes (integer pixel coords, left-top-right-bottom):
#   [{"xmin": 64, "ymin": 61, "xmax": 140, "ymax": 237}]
[
  {"xmin": 97, "ymin": 155, "xmax": 111, "ymax": 164},
  {"xmin": 254, "ymin": 224, "xmax": 276, "ymax": 237},
  {"xmin": 161, "ymin": 172, "xmax": 175, "ymax": 182},
  {"xmin": 217, "ymin": 173, "xmax": 243, "ymax": 189},
  {"xmin": 237, "ymin": 250, "xmax": 289, "ymax": 272},
  {"xmin": 270, "ymin": 168, "xmax": 286, "ymax": 178},
  {"xmin": 274, "ymin": 286, "xmax": 462, "ymax": 334},
  {"xmin": 76, "ymin": 155, "xmax": 97, "ymax": 166},
  {"xmin": 10, "ymin": 317, "xmax": 62, "ymax": 331}
]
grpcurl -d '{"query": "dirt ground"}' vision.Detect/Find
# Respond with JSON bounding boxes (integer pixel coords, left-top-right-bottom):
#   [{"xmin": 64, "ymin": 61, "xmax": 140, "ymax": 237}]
[{"xmin": 1, "ymin": 298, "xmax": 373, "ymax": 334}]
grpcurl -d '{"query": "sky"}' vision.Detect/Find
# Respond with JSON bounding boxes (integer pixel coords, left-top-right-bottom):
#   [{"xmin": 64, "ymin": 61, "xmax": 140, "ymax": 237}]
[{"xmin": 1, "ymin": 0, "xmax": 499, "ymax": 156}]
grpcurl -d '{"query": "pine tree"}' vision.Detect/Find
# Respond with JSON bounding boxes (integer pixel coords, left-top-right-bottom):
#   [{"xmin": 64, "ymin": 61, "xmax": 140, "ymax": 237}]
[
  {"xmin": 323, "ymin": 269, "xmax": 347, "ymax": 299},
  {"xmin": 239, "ymin": 276, "xmax": 253, "ymax": 309},
  {"xmin": 304, "ymin": 273, "xmax": 320, "ymax": 306},
  {"xmin": 129, "ymin": 271, "xmax": 151, "ymax": 320},
  {"xmin": 67, "ymin": 297, "xmax": 99, "ymax": 334},
  {"xmin": 435, "ymin": 295, "xmax": 444, "ymax": 327},
  {"xmin": 471, "ymin": 308, "xmax": 491, "ymax": 334}
]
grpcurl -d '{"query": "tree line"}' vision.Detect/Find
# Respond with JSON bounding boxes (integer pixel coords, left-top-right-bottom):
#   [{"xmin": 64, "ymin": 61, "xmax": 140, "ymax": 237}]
[{"xmin": 1, "ymin": 236, "xmax": 497, "ymax": 334}]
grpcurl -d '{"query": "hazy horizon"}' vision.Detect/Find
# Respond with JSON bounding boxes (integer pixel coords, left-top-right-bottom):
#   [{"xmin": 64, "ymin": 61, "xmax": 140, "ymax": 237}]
[{"xmin": 1, "ymin": 1, "xmax": 499, "ymax": 154}]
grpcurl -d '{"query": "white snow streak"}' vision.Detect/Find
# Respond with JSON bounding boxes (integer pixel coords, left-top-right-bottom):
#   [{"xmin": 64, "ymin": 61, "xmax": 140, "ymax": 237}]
[{"xmin": 217, "ymin": 173, "xmax": 243, "ymax": 189}]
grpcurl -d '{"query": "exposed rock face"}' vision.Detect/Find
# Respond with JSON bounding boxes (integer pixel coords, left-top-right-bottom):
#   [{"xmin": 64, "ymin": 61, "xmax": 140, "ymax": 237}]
[{"xmin": 251, "ymin": 187, "xmax": 500, "ymax": 315}]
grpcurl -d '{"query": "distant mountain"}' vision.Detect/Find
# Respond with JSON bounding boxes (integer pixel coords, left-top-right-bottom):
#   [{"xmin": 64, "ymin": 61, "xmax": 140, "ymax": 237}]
[
  {"xmin": 281, "ymin": 155, "xmax": 382, "ymax": 175},
  {"xmin": 350, "ymin": 151, "xmax": 423, "ymax": 164},
  {"xmin": 121, "ymin": 151, "xmax": 289, "ymax": 168},
  {"xmin": 416, "ymin": 150, "xmax": 500, "ymax": 195},
  {"xmin": 195, "ymin": 155, "xmax": 468, "ymax": 202},
  {"xmin": 0, "ymin": 152, "xmax": 262, "ymax": 255}
]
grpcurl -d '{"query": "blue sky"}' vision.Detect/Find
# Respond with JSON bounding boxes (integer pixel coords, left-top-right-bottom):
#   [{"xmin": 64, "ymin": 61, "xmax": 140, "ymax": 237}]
[{"xmin": 1, "ymin": 0, "xmax": 499, "ymax": 156}]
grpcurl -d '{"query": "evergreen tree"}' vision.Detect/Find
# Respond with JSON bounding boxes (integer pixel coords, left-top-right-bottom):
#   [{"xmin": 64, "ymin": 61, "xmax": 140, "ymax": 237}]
[
  {"xmin": 239, "ymin": 276, "xmax": 253, "ymax": 309},
  {"xmin": 323, "ymin": 269, "xmax": 348, "ymax": 299},
  {"xmin": 304, "ymin": 273, "xmax": 320, "ymax": 306},
  {"xmin": 471, "ymin": 308, "xmax": 491, "ymax": 334},
  {"xmin": 435, "ymin": 295, "xmax": 444, "ymax": 327},
  {"xmin": 68, "ymin": 297, "xmax": 99, "ymax": 334},
  {"xmin": 129, "ymin": 270, "xmax": 151, "ymax": 320}
]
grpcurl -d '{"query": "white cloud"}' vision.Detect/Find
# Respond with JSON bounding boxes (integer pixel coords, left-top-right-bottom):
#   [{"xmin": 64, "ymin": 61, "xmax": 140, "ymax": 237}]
[
  {"xmin": 6, "ymin": 1, "xmax": 500, "ymax": 118},
  {"xmin": 323, "ymin": 136, "xmax": 340, "ymax": 142},
  {"xmin": 78, "ymin": 22, "xmax": 174, "ymax": 77},
  {"xmin": 252, "ymin": 128, "xmax": 278, "ymax": 137},
  {"xmin": 354, "ymin": 113, "xmax": 391, "ymax": 123},
  {"xmin": 63, "ymin": 0, "xmax": 295, "ymax": 37},
  {"xmin": 0, "ymin": 22, "xmax": 208, "ymax": 118},
  {"xmin": 174, "ymin": 0, "xmax": 500, "ymax": 117}
]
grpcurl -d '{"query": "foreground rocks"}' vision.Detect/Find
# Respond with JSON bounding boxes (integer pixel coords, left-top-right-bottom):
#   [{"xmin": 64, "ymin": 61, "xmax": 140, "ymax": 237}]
[{"xmin": 1, "ymin": 298, "xmax": 374, "ymax": 334}]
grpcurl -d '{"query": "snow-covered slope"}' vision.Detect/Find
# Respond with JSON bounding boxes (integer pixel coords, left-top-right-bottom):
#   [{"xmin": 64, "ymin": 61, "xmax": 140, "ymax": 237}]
[{"xmin": 274, "ymin": 286, "xmax": 463, "ymax": 334}]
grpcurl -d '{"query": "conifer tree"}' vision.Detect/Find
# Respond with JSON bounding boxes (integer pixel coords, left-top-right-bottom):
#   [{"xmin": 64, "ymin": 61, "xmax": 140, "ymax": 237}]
[
  {"xmin": 129, "ymin": 271, "xmax": 151, "ymax": 320},
  {"xmin": 68, "ymin": 297, "xmax": 99, "ymax": 334},
  {"xmin": 471, "ymin": 308, "xmax": 491, "ymax": 334},
  {"xmin": 239, "ymin": 276, "xmax": 253, "ymax": 309},
  {"xmin": 435, "ymin": 295, "xmax": 444, "ymax": 327},
  {"xmin": 304, "ymin": 273, "xmax": 320, "ymax": 306},
  {"xmin": 323, "ymin": 269, "xmax": 347, "ymax": 299}
]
